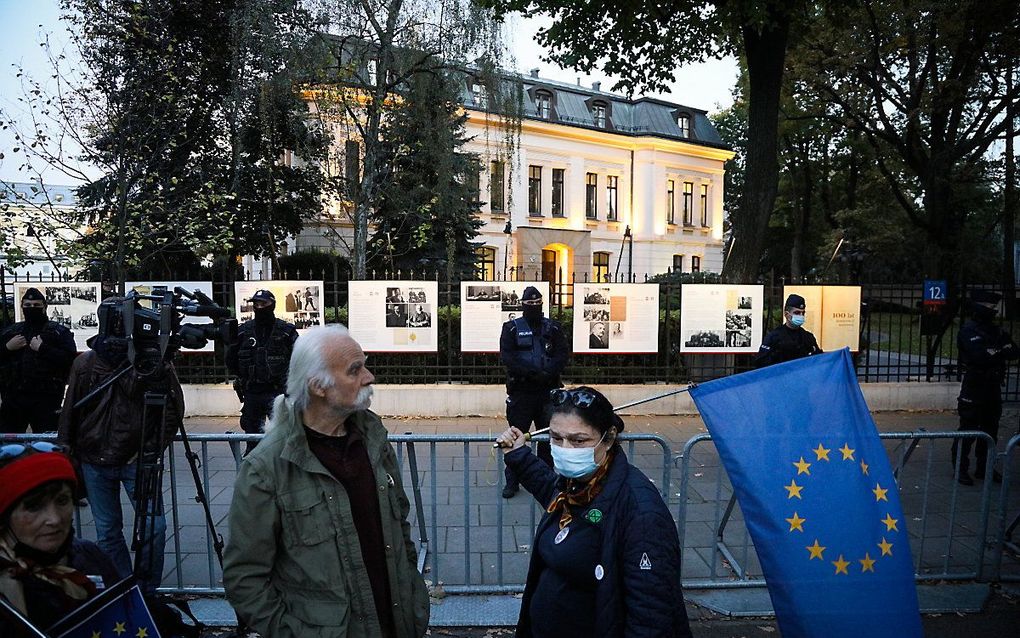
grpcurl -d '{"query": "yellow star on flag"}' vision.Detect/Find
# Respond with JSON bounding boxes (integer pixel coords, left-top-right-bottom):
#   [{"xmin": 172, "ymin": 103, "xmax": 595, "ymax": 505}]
[
  {"xmin": 91, "ymin": 632, "xmax": 101, "ymax": 638},
  {"xmin": 806, "ymin": 539, "xmax": 826, "ymax": 560},
  {"xmin": 839, "ymin": 443, "xmax": 855, "ymax": 460},
  {"xmin": 137, "ymin": 628, "xmax": 148, "ymax": 638},
  {"xmin": 860, "ymin": 460, "xmax": 869, "ymax": 475},
  {"xmin": 860, "ymin": 553, "xmax": 876, "ymax": 572},
  {"xmin": 878, "ymin": 538, "xmax": 893, "ymax": 556},
  {"xmin": 832, "ymin": 554, "xmax": 850, "ymax": 575},
  {"xmin": 792, "ymin": 457, "xmax": 811, "ymax": 475},
  {"xmin": 113, "ymin": 622, "xmax": 126, "ymax": 636},
  {"xmin": 872, "ymin": 483, "xmax": 888, "ymax": 502},
  {"xmin": 784, "ymin": 479, "xmax": 804, "ymax": 499},
  {"xmin": 812, "ymin": 443, "xmax": 831, "ymax": 461},
  {"xmin": 785, "ymin": 512, "xmax": 806, "ymax": 532},
  {"xmin": 881, "ymin": 513, "xmax": 899, "ymax": 532}
]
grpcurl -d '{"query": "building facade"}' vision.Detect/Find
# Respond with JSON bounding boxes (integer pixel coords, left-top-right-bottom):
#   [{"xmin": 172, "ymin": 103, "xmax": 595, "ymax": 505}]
[
  {"xmin": 291, "ymin": 70, "xmax": 735, "ymax": 282},
  {"xmin": 0, "ymin": 181, "xmax": 79, "ymax": 279},
  {"xmin": 465, "ymin": 71, "xmax": 733, "ymax": 283}
]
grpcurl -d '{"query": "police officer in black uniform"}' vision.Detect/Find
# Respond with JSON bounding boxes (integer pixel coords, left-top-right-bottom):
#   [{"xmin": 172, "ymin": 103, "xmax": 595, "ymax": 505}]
[
  {"xmin": 951, "ymin": 289, "xmax": 1018, "ymax": 485},
  {"xmin": 226, "ymin": 290, "xmax": 298, "ymax": 453},
  {"xmin": 754, "ymin": 293, "xmax": 822, "ymax": 368},
  {"xmin": 499, "ymin": 286, "xmax": 568, "ymax": 498},
  {"xmin": 0, "ymin": 287, "xmax": 77, "ymax": 433}
]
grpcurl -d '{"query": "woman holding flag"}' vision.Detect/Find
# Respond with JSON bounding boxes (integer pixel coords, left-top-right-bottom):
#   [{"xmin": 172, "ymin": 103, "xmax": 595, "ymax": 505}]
[{"xmin": 496, "ymin": 386, "xmax": 692, "ymax": 637}]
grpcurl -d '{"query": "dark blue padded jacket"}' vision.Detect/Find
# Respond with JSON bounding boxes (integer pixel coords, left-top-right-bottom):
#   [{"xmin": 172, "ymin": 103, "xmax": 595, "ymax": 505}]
[{"xmin": 505, "ymin": 446, "xmax": 692, "ymax": 638}]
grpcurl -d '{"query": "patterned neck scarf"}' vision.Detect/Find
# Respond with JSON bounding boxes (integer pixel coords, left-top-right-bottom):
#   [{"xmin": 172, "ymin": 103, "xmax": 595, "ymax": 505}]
[
  {"xmin": 0, "ymin": 529, "xmax": 96, "ymax": 605},
  {"xmin": 546, "ymin": 449, "xmax": 615, "ymax": 530}
]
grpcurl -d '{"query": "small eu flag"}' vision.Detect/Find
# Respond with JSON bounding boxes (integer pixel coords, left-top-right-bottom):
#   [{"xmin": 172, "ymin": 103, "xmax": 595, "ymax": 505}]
[
  {"xmin": 690, "ymin": 349, "xmax": 922, "ymax": 637},
  {"xmin": 50, "ymin": 579, "xmax": 160, "ymax": 638}
]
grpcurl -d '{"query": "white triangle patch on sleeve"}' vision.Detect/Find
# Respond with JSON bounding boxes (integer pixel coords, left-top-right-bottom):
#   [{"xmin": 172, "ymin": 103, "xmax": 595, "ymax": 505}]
[{"xmin": 639, "ymin": 552, "xmax": 652, "ymax": 570}]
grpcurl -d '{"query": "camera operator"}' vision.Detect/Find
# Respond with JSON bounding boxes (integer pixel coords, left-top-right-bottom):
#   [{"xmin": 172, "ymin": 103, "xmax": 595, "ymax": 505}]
[
  {"xmin": 56, "ymin": 325, "xmax": 184, "ymax": 596},
  {"xmin": 226, "ymin": 290, "xmax": 298, "ymax": 455},
  {"xmin": 0, "ymin": 288, "xmax": 77, "ymax": 434}
]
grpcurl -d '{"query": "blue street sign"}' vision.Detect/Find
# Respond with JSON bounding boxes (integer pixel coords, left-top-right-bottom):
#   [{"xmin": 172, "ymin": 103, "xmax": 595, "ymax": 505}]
[{"xmin": 923, "ymin": 280, "xmax": 947, "ymax": 304}]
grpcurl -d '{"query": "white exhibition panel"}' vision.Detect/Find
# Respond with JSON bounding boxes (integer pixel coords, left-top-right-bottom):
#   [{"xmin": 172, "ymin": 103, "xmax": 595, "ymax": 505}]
[
  {"xmin": 126, "ymin": 281, "xmax": 216, "ymax": 352},
  {"xmin": 784, "ymin": 285, "xmax": 862, "ymax": 352},
  {"xmin": 460, "ymin": 281, "xmax": 551, "ymax": 352},
  {"xmin": 349, "ymin": 280, "xmax": 439, "ymax": 352},
  {"xmin": 572, "ymin": 283, "xmax": 660, "ymax": 354},
  {"xmin": 678, "ymin": 284, "xmax": 764, "ymax": 354},
  {"xmin": 14, "ymin": 282, "xmax": 103, "ymax": 351},
  {"xmin": 233, "ymin": 280, "xmax": 325, "ymax": 333}
]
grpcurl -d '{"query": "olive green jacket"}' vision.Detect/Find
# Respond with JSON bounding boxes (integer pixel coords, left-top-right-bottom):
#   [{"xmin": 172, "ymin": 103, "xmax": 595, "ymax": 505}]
[{"xmin": 223, "ymin": 402, "xmax": 429, "ymax": 638}]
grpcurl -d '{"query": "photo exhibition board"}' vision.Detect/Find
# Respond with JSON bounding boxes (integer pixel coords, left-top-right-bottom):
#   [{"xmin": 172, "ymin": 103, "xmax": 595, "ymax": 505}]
[
  {"xmin": 572, "ymin": 283, "xmax": 660, "ymax": 354},
  {"xmin": 459, "ymin": 281, "xmax": 551, "ymax": 352},
  {"xmin": 784, "ymin": 285, "xmax": 862, "ymax": 352},
  {"xmin": 233, "ymin": 280, "xmax": 325, "ymax": 333},
  {"xmin": 349, "ymin": 280, "xmax": 439, "ymax": 352},
  {"xmin": 126, "ymin": 281, "xmax": 215, "ymax": 352},
  {"xmin": 678, "ymin": 284, "xmax": 764, "ymax": 354},
  {"xmin": 14, "ymin": 282, "xmax": 104, "ymax": 351}
]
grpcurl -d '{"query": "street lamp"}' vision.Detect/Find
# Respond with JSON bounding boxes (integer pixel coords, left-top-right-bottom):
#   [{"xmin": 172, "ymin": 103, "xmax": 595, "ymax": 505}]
[{"xmin": 503, "ymin": 220, "xmax": 512, "ymax": 279}]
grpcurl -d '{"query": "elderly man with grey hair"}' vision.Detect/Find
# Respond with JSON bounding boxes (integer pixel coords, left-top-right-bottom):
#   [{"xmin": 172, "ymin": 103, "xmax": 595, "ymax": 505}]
[{"xmin": 223, "ymin": 325, "xmax": 429, "ymax": 638}]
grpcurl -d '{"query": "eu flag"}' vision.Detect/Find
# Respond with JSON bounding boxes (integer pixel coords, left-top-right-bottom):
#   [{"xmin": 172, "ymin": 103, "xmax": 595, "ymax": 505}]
[
  {"xmin": 690, "ymin": 349, "xmax": 922, "ymax": 637},
  {"xmin": 51, "ymin": 579, "xmax": 161, "ymax": 638}
]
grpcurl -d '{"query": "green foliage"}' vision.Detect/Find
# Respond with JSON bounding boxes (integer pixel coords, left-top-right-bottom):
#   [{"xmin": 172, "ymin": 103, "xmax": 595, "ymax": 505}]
[
  {"xmin": 369, "ymin": 68, "xmax": 484, "ymax": 278},
  {"xmin": 5, "ymin": 0, "xmax": 325, "ymax": 283}
]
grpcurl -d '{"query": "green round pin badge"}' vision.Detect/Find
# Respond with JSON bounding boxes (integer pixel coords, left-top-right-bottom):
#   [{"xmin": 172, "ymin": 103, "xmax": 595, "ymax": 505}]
[{"xmin": 586, "ymin": 509, "xmax": 603, "ymax": 524}]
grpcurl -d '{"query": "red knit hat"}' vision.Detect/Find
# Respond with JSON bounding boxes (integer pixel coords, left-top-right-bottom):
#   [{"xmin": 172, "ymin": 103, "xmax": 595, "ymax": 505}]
[{"xmin": 0, "ymin": 452, "xmax": 78, "ymax": 517}]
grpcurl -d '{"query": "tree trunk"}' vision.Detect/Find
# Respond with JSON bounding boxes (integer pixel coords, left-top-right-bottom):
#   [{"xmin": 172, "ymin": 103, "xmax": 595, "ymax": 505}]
[
  {"xmin": 722, "ymin": 14, "xmax": 791, "ymax": 283},
  {"xmin": 1003, "ymin": 66, "xmax": 1017, "ymax": 318}
]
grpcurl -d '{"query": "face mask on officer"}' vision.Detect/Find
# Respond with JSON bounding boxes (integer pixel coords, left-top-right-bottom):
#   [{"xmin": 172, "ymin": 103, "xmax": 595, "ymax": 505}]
[
  {"xmin": 250, "ymin": 291, "xmax": 276, "ymax": 325},
  {"xmin": 22, "ymin": 306, "xmax": 47, "ymax": 326},
  {"xmin": 21, "ymin": 289, "xmax": 48, "ymax": 326},
  {"xmin": 521, "ymin": 286, "xmax": 543, "ymax": 322}
]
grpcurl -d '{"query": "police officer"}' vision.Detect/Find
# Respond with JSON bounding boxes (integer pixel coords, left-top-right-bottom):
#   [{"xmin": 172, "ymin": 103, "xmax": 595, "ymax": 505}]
[
  {"xmin": 754, "ymin": 293, "xmax": 822, "ymax": 368},
  {"xmin": 499, "ymin": 286, "xmax": 568, "ymax": 498},
  {"xmin": 0, "ymin": 287, "xmax": 76, "ymax": 433},
  {"xmin": 226, "ymin": 290, "xmax": 298, "ymax": 453},
  {"xmin": 951, "ymin": 290, "xmax": 1018, "ymax": 485}
]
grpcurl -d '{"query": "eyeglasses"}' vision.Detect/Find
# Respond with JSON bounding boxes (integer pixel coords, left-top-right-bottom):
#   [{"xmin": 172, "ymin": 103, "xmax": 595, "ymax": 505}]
[
  {"xmin": 521, "ymin": 299, "xmax": 543, "ymax": 306},
  {"xmin": 550, "ymin": 388, "xmax": 598, "ymax": 408},
  {"xmin": 0, "ymin": 441, "xmax": 63, "ymax": 462}
]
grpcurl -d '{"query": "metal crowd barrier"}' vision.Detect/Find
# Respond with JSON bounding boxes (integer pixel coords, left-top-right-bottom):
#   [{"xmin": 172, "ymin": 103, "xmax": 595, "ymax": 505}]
[
  {"xmin": 4, "ymin": 428, "xmax": 1017, "ymax": 595},
  {"xmin": 995, "ymin": 433, "xmax": 1020, "ymax": 582},
  {"xmin": 674, "ymin": 430, "xmax": 1016, "ymax": 588}
]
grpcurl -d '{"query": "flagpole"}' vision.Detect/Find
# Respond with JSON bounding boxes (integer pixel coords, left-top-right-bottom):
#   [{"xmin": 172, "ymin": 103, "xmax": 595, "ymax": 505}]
[
  {"xmin": 614, "ymin": 385, "xmax": 695, "ymax": 411},
  {"xmin": 0, "ymin": 597, "xmax": 49, "ymax": 638}
]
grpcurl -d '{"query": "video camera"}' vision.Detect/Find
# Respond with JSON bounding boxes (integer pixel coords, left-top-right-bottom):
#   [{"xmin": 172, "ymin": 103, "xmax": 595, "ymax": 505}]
[{"xmin": 95, "ymin": 287, "xmax": 237, "ymax": 376}]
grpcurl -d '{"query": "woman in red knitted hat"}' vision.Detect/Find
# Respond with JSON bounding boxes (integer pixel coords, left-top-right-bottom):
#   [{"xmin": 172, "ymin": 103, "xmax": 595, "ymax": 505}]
[{"xmin": 0, "ymin": 442, "xmax": 119, "ymax": 632}]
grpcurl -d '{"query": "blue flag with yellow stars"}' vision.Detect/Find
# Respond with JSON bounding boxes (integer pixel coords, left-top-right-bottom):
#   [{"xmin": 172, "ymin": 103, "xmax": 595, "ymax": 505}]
[
  {"xmin": 51, "ymin": 580, "xmax": 160, "ymax": 638},
  {"xmin": 690, "ymin": 348, "xmax": 922, "ymax": 637}
]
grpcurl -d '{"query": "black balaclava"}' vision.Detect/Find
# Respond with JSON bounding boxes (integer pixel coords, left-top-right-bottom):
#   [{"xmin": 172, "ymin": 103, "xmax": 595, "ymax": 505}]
[
  {"xmin": 21, "ymin": 288, "xmax": 47, "ymax": 327},
  {"xmin": 254, "ymin": 301, "xmax": 276, "ymax": 326},
  {"xmin": 521, "ymin": 286, "xmax": 543, "ymax": 323}
]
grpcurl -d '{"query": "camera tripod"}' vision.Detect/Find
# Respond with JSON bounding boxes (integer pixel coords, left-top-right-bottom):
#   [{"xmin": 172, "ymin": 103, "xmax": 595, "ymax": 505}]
[{"xmin": 73, "ymin": 363, "xmax": 244, "ymax": 635}]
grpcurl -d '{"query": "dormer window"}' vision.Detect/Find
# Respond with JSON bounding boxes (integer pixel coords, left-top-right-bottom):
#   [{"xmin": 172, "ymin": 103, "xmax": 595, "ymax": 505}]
[
  {"xmin": 535, "ymin": 91, "xmax": 552, "ymax": 119},
  {"xmin": 592, "ymin": 102, "xmax": 607, "ymax": 128},
  {"xmin": 677, "ymin": 113, "xmax": 691, "ymax": 138},
  {"xmin": 472, "ymin": 83, "xmax": 488, "ymax": 108}
]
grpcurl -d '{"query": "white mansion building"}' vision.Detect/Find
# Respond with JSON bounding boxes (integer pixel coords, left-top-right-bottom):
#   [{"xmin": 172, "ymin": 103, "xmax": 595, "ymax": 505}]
[
  {"xmin": 465, "ymin": 71, "xmax": 733, "ymax": 283},
  {"xmin": 290, "ymin": 69, "xmax": 734, "ymax": 283}
]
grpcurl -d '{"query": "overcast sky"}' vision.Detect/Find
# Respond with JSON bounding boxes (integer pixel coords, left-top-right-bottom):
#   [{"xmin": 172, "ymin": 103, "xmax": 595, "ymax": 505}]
[{"xmin": 0, "ymin": 1, "xmax": 739, "ymax": 185}]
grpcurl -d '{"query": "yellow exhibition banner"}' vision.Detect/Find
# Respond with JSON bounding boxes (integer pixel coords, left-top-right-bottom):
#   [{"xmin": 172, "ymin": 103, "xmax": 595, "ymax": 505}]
[{"xmin": 784, "ymin": 286, "xmax": 862, "ymax": 352}]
